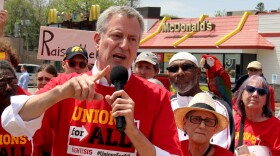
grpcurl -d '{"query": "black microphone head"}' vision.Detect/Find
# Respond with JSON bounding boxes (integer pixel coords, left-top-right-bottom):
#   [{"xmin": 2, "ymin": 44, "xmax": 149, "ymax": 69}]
[{"xmin": 110, "ymin": 65, "xmax": 128, "ymax": 85}]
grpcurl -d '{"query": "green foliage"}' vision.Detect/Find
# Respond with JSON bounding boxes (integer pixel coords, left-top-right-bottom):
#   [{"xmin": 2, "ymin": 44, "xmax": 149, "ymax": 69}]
[
  {"xmin": 4, "ymin": 0, "xmax": 129, "ymax": 51},
  {"xmin": 255, "ymin": 2, "xmax": 265, "ymax": 12},
  {"xmin": 47, "ymin": 0, "xmax": 128, "ymax": 14},
  {"xmin": 4, "ymin": 0, "xmax": 40, "ymax": 50}
]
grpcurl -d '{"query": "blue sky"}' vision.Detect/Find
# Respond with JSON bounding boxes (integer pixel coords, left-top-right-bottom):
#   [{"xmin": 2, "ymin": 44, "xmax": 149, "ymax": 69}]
[{"xmin": 139, "ymin": 0, "xmax": 280, "ymax": 18}]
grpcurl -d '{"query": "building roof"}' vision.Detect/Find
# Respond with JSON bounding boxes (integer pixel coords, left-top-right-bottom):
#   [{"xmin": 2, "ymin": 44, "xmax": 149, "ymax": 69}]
[{"xmin": 139, "ymin": 15, "xmax": 274, "ymax": 50}]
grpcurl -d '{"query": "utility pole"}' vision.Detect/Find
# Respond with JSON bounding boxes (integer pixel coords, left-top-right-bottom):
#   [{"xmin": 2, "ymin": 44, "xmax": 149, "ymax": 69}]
[{"xmin": 128, "ymin": 0, "xmax": 138, "ymax": 8}]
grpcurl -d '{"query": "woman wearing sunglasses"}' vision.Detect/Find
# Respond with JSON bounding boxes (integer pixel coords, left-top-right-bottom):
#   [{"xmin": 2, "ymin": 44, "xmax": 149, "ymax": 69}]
[
  {"xmin": 174, "ymin": 92, "xmax": 233, "ymax": 156},
  {"xmin": 234, "ymin": 75, "xmax": 280, "ymax": 155}
]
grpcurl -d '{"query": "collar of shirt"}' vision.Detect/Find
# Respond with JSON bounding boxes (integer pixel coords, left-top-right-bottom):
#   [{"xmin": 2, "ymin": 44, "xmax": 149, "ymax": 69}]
[{"xmin": 91, "ymin": 61, "xmax": 132, "ymax": 87}]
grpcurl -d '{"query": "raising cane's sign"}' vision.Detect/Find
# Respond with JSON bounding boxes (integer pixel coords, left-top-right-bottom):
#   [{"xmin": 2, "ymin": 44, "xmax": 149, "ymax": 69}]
[{"xmin": 37, "ymin": 26, "xmax": 96, "ymax": 64}]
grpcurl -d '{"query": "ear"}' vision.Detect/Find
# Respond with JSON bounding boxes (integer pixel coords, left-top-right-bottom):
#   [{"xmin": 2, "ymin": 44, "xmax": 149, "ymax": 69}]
[
  {"xmin": 62, "ymin": 61, "xmax": 66, "ymax": 70},
  {"xmin": 93, "ymin": 32, "xmax": 101, "ymax": 51}
]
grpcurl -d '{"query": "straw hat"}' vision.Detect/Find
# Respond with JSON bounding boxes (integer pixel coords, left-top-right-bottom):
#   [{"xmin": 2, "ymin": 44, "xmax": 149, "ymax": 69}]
[{"xmin": 174, "ymin": 92, "xmax": 229, "ymax": 134}]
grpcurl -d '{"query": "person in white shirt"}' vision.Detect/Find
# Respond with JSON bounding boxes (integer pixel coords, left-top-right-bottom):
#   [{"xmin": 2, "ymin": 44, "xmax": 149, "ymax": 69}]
[{"xmin": 167, "ymin": 52, "xmax": 235, "ymax": 152}]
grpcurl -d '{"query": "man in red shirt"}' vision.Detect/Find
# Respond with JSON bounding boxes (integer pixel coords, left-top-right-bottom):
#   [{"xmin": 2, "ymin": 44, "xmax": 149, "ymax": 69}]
[{"xmin": 2, "ymin": 6, "xmax": 181, "ymax": 156}]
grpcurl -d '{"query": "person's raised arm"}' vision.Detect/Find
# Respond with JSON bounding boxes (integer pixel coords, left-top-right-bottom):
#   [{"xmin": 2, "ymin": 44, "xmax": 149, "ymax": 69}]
[{"xmin": 19, "ymin": 66, "xmax": 111, "ymax": 121}]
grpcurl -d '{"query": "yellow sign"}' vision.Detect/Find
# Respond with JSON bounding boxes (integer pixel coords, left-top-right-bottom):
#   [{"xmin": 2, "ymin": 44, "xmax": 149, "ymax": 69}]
[
  {"xmin": 0, "ymin": 52, "xmax": 5, "ymax": 60},
  {"xmin": 164, "ymin": 53, "xmax": 175, "ymax": 62},
  {"xmin": 162, "ymin": 21, "xmax": 215, "ymax": 32}
]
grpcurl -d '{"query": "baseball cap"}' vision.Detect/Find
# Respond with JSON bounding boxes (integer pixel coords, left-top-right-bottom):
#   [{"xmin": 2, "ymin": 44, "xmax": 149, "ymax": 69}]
[
  {"xmin": 63, "ymin": 46, "xmax": 88, "ymax": 61},
  {"xmin": 247, "ymin": 61, "xmax": 262, "ymax": 70},
  {"xmin": 135, "ymin": 52, "xmax": 159, "ymax": 66},
  {"xmin": 169, "ymin": 52, "xmax": 199, "ymax": 67}
]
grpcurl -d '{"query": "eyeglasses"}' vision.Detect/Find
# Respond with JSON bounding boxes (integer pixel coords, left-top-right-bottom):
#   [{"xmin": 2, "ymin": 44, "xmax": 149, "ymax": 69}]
[
  {"xmin": 37, "ymin": 77, "xmax": 51, "ymax": 82},
  {"xmin": 0, "ymin": 76, "xmax": 18, "ymax": 91},
  {"xmin": 65, "ymin": 60, "xmax": 87, "ymax": 69},
  {"xmin": 188, "ymin": 115, "xmax": 217, "ymax": 127},
  {"xmin": 245, "ymin": 85, "xmax": 268, "ymax": 96},
  {"xmin": 166, "ymin": 64, "xmax": 196, "ymax": 73}
]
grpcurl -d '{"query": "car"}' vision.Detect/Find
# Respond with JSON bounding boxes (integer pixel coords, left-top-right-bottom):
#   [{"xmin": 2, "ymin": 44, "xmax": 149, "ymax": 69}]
[{"xmin": 16, "ymin": 64, "xmax": 40, "ymax": 86}]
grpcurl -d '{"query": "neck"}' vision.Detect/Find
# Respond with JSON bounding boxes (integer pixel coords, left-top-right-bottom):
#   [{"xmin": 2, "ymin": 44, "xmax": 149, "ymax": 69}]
[
  {"xmin": 245, "ymin": 109, "xmax": 267, "ymax": 122},
  {"xmin": 179, "ymin": 87, "xmax": 202, "ymax": 97},
  {"xmin": 188, "ymin": 141, "xmax": 211, "ymax": 156}
]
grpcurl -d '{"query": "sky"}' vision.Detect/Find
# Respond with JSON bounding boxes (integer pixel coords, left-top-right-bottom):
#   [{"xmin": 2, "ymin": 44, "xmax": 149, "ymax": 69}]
[{"xmin": 139, "ymin": 0, "xmax": 280, "ymax": 18}]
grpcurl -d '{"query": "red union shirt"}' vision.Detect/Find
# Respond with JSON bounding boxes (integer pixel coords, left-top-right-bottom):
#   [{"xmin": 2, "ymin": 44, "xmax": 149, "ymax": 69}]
[{"xmin": 37, "ymin": 71, "xmax": 181, "ymax": 156}]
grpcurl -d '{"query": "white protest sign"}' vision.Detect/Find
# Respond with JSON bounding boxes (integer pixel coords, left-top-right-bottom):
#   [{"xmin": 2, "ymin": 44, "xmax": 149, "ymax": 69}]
[{"xmin": 37, "ymin": 26, "xmax": 96, "ymax": 64}]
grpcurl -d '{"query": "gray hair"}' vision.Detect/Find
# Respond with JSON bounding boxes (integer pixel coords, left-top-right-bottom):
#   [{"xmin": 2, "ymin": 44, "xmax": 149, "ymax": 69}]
[
  {"xmin": 96, "ymin": 6, "xmax": 144, "ymax": 38},
  {"xmin": 235, "ymin": 75, "xmax": 272, "ymax": 117}
]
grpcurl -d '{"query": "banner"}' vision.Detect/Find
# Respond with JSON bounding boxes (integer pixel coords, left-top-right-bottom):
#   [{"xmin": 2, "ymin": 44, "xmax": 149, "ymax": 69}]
[{"xmin": 37, "ymin": 26, "xmax": 96, "ymax": 64}]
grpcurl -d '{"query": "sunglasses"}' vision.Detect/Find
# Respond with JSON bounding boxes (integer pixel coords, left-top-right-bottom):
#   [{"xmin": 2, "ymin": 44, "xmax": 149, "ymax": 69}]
[
  {"xmin": 37, "ymin": 77, "xmax": 51, "ymax": 82},
  {"xmin": 65, "ymin": 60, "xmax": 87, "ymax": 69},
  {"xmin": 245, "ymin": 85, "xmax": 268, "ymax": 96},
  {"xmin": 166, "ymin": 64, "xmax": 196, "ymax": 73}
]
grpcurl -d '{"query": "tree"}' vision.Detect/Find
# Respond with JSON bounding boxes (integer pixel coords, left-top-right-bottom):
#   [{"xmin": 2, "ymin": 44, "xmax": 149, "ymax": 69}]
[
  {"xmin": 47, "ymin": 0, "xmax": 128, "ymax": 15},
  {"xmin": 4, "ymin": 0, "xmax": 130, "ymax": 50},
  {"xmin": 4, "ymin": 0, "xmax": 40, "ymax": 50},
  {"xmin": 255, "ymin": 2, "xmax": 265, "ymax": 12}
]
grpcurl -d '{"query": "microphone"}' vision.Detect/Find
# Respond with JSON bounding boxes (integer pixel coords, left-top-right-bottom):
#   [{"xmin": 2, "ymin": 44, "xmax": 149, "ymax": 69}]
[{"xmin": 110, "ymin": 65, "xmax": 128, "ymax": 132}]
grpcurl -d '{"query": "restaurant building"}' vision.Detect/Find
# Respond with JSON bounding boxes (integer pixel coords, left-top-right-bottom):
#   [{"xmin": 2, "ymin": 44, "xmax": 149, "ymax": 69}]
[{"xmin": 138, "ymin": 8, "xmax": 280, "ymax": 88}]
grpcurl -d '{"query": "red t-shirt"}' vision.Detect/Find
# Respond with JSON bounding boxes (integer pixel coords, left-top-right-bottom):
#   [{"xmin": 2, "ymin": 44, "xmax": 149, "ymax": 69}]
[
  {"xmin": 235, "ymin": 115, "xmax": 280, "ymax": 155},
  {"xmin": 180, "ymin": 140, "xmax": 233, "ymax": 156},
  {"xmin": 0, "ymin": 89, "xmax": 41, "ymax": 156},
  {"xmin": 37, "ymin": 71, "xmax": 181, "ymax": 156}
]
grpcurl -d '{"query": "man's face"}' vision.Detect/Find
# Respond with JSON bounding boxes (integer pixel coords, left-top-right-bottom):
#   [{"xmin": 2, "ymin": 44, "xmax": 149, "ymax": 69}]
[
  {"xmin": 247, "ymin": 68, "xmax": 262, "ymax": 77},
  {"xmin": 94, "ymin": 14, "xmax": 141, "ymax": 72},
  {"xmin": 168, "ymin": 60, "xmax": 200, "ymax": 94},
  {"xmin": 62, "ymin": 55, "xmax": 89, "ymax": 74},
  {"xmin": 135, "ymin": 61, "xmax": 158, "ymax": 79},
  {"xmin": 0, "ymin": 69, "xmax": 18, "ymax": 113}
]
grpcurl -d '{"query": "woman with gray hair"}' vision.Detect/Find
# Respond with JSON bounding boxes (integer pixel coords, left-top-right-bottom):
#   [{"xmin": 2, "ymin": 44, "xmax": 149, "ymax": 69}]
[{"xmin": 234, "ymin": 75, "xmax": 280, "ymax": 155}]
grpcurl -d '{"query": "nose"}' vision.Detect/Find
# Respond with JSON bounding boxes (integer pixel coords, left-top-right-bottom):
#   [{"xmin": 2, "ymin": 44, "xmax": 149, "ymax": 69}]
[
  {"xmin": 6, "ymin": 83, "xmax": 13, "ymax": 91},
  {"xmin": 176, "ymin": 67, "xmax": 185, "ymax": 76},
  {"xmin": 198, "ymin": 121, "xmax": 206, "ymax": 128},
  {"xmin": 119, "ymin": 38, "xmax": 129, "ymax": 50}
]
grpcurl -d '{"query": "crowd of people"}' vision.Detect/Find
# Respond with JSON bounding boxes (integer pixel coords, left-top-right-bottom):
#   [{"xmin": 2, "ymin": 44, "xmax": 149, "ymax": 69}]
[{"xmin": 0, "ymin": 5, "xmax": 279, "ymax": 156}]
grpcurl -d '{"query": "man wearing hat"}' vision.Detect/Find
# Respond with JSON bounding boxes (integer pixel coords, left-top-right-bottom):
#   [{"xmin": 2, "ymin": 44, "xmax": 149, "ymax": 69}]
[
  {"xmin": 167, "ymin": 52, "xmax": 235, "ymax": 152},
  {"xmin": 134, "ymin": 52, "xmax": 164, "ymax": 87},
  {"xmin": 174, "ymin": 92, "xmax": 233, "ymax": 156},
  {"xmin": 134, "ymin": 52, "xmax": 159, "ymax": 79},
  {"xmin": 232, "ymin": 60, "xmax": 275, "ymax": 114},
  {"xmin": 62, "ymin": 46, "xmax": 89, "ymax": 74}
]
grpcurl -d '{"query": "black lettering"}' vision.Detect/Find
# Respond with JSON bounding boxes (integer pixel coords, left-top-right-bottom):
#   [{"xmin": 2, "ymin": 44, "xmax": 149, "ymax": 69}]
[
  {"xmin": 41, "ymin": 30, "xmax": 54, "ymax": 55},
  {"xmin": 88, "ymin": 127, "xmax": 104, "ymax": 145},
  {"xmin": 20, "ymin": 146, "xmax": 25, "ymax": 156},
  {"xmin": 105, "ymin": 128, "xmax": 118, "ymax": 146},
  {"xmin": 50, "ymin": 49, "xmax": 57, "ymax": 56},
  {"xmin": 0, "ymin": 147, "xmax": 8, "ymax": 156},
  {"xmin": 60, "ymin": 48, "xmax": 66, "ymax": 57},
  {"xmin": 119, "ymin": 132, "xmax": 132, "ymax": 148}
]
